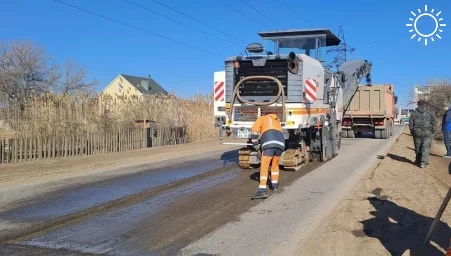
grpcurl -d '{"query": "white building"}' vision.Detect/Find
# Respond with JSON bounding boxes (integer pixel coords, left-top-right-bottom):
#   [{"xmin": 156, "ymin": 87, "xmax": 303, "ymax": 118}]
[{"xmin": 413, "ymin": 85, "xmax": 434, "ymax": 108}]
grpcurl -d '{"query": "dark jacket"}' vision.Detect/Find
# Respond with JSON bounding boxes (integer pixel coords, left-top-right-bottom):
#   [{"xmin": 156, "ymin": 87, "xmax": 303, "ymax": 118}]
[
  {"xmin": 442, "ymin": 109, "xmax": 451, "ymax": 132},
  {"xmin": 409, "ymin": 107, "xmax": 437, "ymax": 137}
]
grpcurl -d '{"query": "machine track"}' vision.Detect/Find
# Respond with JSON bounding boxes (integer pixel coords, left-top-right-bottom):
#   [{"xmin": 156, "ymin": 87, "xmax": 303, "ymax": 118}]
[
  {"xmin": 238, "ymin": 147, "xmax": 253, "ymax": 169},
  {"xmin": 238, "ymin": 146, "xmax": 310, "ymax": 172},
  {"xmin": 283, "ymin": 148, "xmax": 308, "ymax": 171}
]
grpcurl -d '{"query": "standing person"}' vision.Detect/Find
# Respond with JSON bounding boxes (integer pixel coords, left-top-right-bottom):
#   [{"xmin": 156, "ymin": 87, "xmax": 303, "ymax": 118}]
[
  {"xmin": 250, "ymin": 113, "xmax": 285, "ymax": 199},
  {"xmin": 442, "ymin": 103, "xmax": 451, "ymax": 158},
  {"xmin": 409, "ymin": 100, "xmax": 437, "ymax": 168}
]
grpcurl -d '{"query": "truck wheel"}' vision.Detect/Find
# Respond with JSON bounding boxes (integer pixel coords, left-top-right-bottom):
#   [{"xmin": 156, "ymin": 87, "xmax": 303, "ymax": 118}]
[
  {"xmin": 341, "ymin": 130, "xmax": 348, "ymax": 138},
  {"xmin": 375, "ymin": 130, "xmax": 382, "ymax": 139},
  {"xmin": 347, "ymin": 130, "xmax": 355, "ymax": 138},
  {"xmin": 381, "ymin": 128, "xmax": 388, "ymax": 139}
]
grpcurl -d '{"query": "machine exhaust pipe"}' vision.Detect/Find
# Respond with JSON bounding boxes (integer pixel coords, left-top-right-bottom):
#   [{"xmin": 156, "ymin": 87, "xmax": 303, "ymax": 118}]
[{"xmin": 288, "ymin": 51, "xmax": 299, "ymax": 74}]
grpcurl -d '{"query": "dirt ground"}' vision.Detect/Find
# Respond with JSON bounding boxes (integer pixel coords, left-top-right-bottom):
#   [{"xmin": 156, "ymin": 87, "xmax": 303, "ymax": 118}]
[{"xmin": 299, "ymin": 127, "xmax": 451, "ymax": 256}]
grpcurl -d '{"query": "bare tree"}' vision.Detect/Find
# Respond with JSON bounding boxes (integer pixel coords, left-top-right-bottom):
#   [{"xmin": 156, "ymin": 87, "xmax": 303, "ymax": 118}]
[
  {"xmin": 0, "ymin": 41, "xmax": 60, "ymax": 106},
  {"xmin": 407, "ymin": 78, "xmax": 451, "ymax": 140},
  {"xmin": 58, "ymin": 58, "xmax": 98, "ymax": 96}
]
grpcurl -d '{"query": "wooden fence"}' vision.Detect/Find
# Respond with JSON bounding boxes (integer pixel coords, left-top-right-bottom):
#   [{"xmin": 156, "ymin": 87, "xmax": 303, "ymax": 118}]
[
  {"xmin": 0, "ymin": 126, "xmax": 187, "ymax": 164},
  {"xmin": 152, "ymin": 126, "xmax": 187, "ymax": 147}
]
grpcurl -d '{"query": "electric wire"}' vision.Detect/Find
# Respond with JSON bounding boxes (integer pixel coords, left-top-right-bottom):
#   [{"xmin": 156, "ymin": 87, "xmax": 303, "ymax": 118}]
[
  {"xmin": 239, "ymin": 0, "xmax": 286, "ymax": 29},
  {"xmin": 124, "ymin": 0, "xmax": 243, "ymax": 48},
  {"xmin": 149, "ymin": 0, "xmax": 247, "ymax": 44},
  {"xmin": 215, "ymin": 0, "xmax": 270, "ymax": 29},
  {"xmin": 53, "ymin": 0, "xmax": 223, "ymax": 57},
  {"xmin": 275, "ymin": 0, "xmax": 310, "ymax": 26}
]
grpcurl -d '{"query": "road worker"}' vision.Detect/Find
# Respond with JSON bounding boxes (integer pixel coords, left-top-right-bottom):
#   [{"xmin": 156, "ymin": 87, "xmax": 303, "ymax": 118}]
[
  {"xmin": 409, "ymin": 100, "xmax": 437, "ymax": 168},
  {"xmin": 250, "ymin": 113, "xmax": 285, "ymax": 199}
]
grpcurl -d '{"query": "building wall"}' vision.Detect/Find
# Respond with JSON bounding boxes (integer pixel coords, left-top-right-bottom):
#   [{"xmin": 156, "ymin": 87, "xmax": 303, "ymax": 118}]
[
  {"xmin": 101, "ymin": 75, "xmax": 143, "ymax": 101},
  {"xmin": 413, "ymin": 85, "xmax": 433, "ymax": 108}
]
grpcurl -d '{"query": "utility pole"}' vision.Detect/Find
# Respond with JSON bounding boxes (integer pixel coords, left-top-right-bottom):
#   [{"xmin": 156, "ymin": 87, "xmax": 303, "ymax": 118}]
[{"xmin": 326, "ymin": 26, "xmax": 356, "ymax": 70}]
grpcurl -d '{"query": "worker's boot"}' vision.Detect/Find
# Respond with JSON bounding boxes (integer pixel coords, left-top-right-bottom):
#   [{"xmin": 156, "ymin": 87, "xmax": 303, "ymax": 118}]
[
  {"xmin": 271, "ymin": 183, "xmax": 278, "ymax": 192},
  {"xmin": 420, "ymin": 161, "xmax": 429, "ymax": 168},
  {"xmin": 251, "ymin": 188, "xmax": 267, "ymax": 199}
]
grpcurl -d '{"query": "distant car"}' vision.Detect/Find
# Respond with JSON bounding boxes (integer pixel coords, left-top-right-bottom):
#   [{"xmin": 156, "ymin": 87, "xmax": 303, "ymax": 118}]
[{"xmin": 401, "ymin": 117, "xmax": 409, "ymax": 124}]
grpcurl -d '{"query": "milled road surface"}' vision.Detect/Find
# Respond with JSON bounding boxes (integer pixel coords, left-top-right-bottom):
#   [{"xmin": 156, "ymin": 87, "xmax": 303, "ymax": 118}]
[
  {"xmin": 0, "ymin": 126, "xmax": 405, "ymax": 255},
  {"xmin": 181, "ymin": 126, "xmax": 405, "ymax": 256}
]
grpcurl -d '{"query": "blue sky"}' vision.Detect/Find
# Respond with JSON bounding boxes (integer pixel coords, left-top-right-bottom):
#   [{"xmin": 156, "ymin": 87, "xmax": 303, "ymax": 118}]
[{"xmin": 1, "ymin": 0, "xmax": 450, "ymax": 107}]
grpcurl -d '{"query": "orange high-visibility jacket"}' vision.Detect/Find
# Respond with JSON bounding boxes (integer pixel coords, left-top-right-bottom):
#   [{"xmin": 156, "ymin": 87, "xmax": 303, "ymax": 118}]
[{"xmin": 251, "ymin": 114, "xmax": 285, "ymax": 150}]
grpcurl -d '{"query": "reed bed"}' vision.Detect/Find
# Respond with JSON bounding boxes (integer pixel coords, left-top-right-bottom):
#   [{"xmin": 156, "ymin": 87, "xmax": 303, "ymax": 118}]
[{"xmin": 0, "ymin": 92, "xmax": 217, "ymax": 143}]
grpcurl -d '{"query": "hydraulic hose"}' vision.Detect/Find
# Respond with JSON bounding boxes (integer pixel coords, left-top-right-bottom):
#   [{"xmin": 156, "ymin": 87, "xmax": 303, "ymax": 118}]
[{"xmin": 229, "ymin": 76, "xmax": 286, "ymax": 124}]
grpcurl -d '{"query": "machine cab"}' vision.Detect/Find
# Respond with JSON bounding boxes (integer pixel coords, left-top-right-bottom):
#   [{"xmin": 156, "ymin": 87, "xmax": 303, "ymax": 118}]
[{"xmin": 258, "ymin": 28, "xmax": 340, "ymax": 63}]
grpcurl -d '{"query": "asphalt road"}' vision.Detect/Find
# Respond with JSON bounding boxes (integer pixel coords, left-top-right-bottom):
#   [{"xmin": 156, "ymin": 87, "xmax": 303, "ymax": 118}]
[{"xmin": 0, "ymin": 125, "xmax": 405, "ymax": 256}]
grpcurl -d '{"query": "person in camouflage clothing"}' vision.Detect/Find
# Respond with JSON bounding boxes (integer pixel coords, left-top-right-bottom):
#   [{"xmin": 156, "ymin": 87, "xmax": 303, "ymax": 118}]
[{"xmin": 409, "ymin": 100, "xmax": 437, "ymax": 168}]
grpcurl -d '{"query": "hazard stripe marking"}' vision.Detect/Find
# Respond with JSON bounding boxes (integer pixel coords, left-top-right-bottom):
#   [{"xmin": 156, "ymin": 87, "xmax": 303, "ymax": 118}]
[
  {"xmin": 214, "ymin": 81, "xmax": 225, "ymax": 102},
  {"xmin": 214, "ymin": 81, "xmax": 224, "ymax": 93},
  {"xmin": 215, "ymin": 90, "xmax": 225, "ymax": 101},
  {"xmin": 306, "ymin": 79, "xmax": 316, "ymax": 92},
  {"xmin": 304, "ymin": 78, "xmax": 317, "ymax": 103}
]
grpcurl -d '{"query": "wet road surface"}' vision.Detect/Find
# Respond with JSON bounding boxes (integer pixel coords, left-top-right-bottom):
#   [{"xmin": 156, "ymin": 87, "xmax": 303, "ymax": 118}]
[
  {"xmin": 15, "ymin": 170, "xmax": 243, "ymax": 255},
  {"xmin": 2, "ymin": 154, "xmax": 237, "ymax": 222}
]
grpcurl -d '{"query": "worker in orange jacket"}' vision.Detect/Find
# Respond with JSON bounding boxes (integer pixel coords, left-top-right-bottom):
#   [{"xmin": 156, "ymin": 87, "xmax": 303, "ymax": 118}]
[{"xmin": 250, "ymin": 113, "xmax": 285, "ymax": 199}]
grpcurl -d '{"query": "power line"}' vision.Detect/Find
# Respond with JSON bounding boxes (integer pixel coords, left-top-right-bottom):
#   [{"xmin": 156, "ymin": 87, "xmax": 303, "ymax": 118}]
[
  {"xmin": 275, "ymin": 0, "xmax": 310, "ymax": 26},
  {"xmin": 215, "ymin": 0, "xmax": 270, "ymax": 29},
  {"xmin": 124, "ymin": 0, "xmax": 243, "ymax": 48},
  {"xmin": 326, "ymin": 26, "xmax": 356, "ymax": 70},
  {"xmin": 148, "ymin": 0, "xmax": 247, "ymax": 45},
  {"xmin": 239, "ymin": 0, "xmax": 286, "ymax": 29},
  {"xmin": 53, "ymin": 0, "xmax": 223, "ymax": 58}
]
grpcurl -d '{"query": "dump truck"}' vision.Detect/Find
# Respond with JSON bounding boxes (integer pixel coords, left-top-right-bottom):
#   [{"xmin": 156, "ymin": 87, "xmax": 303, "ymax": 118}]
[
  {"xmin": 341, "ymin": 84, "xmax": 396, "ymax": 139},
  {"xmin": 216, "ymin": 28, "xmax": 372, "ymax": 170}
]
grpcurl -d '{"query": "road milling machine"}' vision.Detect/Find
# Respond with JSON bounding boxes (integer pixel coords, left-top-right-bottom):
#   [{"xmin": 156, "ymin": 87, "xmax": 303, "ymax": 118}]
[{"xmin": 216, "ymin": 29, "xmax": 372, "ymax": 171}]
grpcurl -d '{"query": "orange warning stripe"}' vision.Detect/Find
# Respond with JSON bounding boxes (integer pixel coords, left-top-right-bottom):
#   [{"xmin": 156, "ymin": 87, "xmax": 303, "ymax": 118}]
[{"xmin": 289, "ymin": 108, "xmax": 329, "ymax": 115}]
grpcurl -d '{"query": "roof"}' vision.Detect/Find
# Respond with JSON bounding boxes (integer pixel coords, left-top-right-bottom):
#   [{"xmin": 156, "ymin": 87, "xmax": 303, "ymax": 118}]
[
  {"xmin": 121, "ymin": 74, "xmax": 168, "ymax": 95},
  {"xmin": 257, "ymin": 28, "xmax": 341, "ymax": 47}
]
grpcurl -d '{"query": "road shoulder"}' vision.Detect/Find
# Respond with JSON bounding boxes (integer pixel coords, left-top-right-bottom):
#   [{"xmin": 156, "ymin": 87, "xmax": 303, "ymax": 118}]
[{"xmin": 298, "ymin": 129, "xmax": 451, "ymax": 255}]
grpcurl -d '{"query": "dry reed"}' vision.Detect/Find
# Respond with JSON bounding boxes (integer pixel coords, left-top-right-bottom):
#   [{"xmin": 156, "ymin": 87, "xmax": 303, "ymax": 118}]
[{"xmin": 0, "ymin": 92, "xmax": 217, "ymax": 142}]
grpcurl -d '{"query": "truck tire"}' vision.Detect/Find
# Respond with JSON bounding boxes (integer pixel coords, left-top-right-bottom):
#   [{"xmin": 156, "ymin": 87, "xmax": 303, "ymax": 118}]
[
  {"xmin": 375, "ymin": 130, "xmax": 382, "ymax": 139},
  {"xmin": 347, "ymin": 130, "xmax": 355, "ymax": 138},
  {"xmin": 341, "ymin": 130, "xmax": 348, "ymax": 138},
  {"xmin": 381, "ymin": 128, "xmax": 388, "ymax": 139}
]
